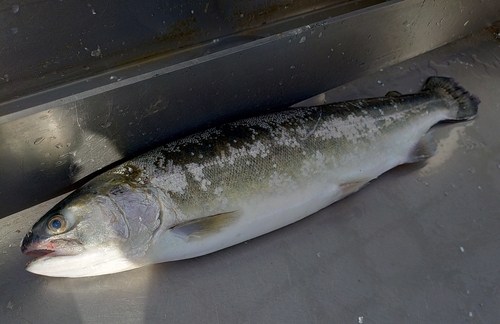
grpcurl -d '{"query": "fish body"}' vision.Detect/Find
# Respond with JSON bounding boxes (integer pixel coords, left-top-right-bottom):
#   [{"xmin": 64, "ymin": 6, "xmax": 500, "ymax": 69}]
[{"xmin": 21, "ymin": 77, "xmax": 479, "ymax": 277}]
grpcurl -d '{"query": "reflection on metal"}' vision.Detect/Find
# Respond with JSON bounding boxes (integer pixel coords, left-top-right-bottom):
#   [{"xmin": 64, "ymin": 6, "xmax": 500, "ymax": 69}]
[
  {"xmin": 0, "ymin": 0, "xmax": 381, "ymax": 102},
  {"xmin": 1, "ymin": 0, "xmax": 500, "ymax": 218}
]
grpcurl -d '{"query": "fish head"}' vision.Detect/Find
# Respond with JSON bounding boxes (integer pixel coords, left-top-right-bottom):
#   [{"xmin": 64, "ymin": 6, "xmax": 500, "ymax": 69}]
[{"xmin": 21, "ymin": 175, "xmax": 162, "ymax": 277}]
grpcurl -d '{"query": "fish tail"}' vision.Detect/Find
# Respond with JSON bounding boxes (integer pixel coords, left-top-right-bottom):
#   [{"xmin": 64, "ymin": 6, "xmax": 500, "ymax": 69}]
[{"xmin": 423, "ymin": 77, "xmax": 480, "ymax": 121}]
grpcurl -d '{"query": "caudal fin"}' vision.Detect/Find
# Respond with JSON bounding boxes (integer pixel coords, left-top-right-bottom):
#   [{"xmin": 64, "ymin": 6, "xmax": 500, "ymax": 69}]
[{"xmin": 422, "ymin": 77, "xmax": 480, "ymax": 121}]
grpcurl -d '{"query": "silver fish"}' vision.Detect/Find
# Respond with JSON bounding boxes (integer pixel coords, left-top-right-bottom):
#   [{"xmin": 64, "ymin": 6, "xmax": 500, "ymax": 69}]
[{"xmin": 21, "ymin": 77, "xmax": 479, "ymax": 277}]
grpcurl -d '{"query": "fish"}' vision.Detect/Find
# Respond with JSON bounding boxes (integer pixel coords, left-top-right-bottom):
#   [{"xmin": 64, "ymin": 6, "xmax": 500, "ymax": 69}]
[{"xmin": 21, "ymin": 77, "xmax": 479, "ymax": 277}]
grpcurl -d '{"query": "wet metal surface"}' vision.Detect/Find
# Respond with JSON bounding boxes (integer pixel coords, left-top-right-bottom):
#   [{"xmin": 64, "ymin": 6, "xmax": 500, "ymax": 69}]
[
  {"xmin": 0, "ymin": 0, "xmax": 367, "ymax": 101},
  {"xmin": 1, "ymin": 25, "xmax": 500, "ymax": 323},
  {"xmin": 0, "ymin": 0, "xmax": 381, "ymax": 102},
  {"xmin": 2, "ymin": 0, "xmax": 500, "ymax": 218}
]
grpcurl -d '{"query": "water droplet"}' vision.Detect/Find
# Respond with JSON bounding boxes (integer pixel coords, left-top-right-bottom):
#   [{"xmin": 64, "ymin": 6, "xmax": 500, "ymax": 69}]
[
  {"xmin": 290, "ymin": 65, "xmax": 296, "ymax": 69},
  {"xmin": 2, "ymin": 74, "xmax": 9, "ymax": 82},
  {"xmin": 91, "ymin": 8, "xmax": 96, "ymax": 15},
  {"xmin": 278, "ymin": 80, "xmax": 283, "ymax": 86},
  {"xmin": 34, "ymin": 137, "xmax": 45, "ymax": 145},
  {"xmin": 83, "ymin": 65, "xmax": 90, "ymax": 70},
  {"xmin": 11, "ymin": 27, "xmax": 18, "ymax": 34},
  {"xmin": 44, "ymin": 152, "xmax": 51, "ymax": 157},
  {"xmin": 101, "ymin": 121, "xmax": 111, "ymax": 128},
  {"xmin": 110, "ymin": 76, "xmax": 117, "ymax": 80},
  {"xmin": 55, "ymin": 143, "xmax": 63, "ymax": 149},
  {"xmin": 12, "ymin": 5, "xmax": 20, "ymax": 13},
  {"xmin": 55, "ymin": 160, "xmax": 65, "ymax": 167},
  {"xmin": 460, "ymin": 246, "xmax": 465, "ymax": 252},
  {"xmin": 299, "ymin": 36, "xmax": 306, "ymax": 43},
  {"xmin": 91, "ymin": 46, "xmax": 101, "ymax": 57},
  {"xmin": 66, "ymin": 142, "xmax": 71, "ymax": 147}
]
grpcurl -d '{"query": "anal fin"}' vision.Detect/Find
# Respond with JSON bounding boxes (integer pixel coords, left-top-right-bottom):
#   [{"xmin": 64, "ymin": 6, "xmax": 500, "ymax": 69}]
[
  {"xmin": 170, "ymin": 211, "xmax": 241, "ymax": 241},
  {"xmin": 338, "ymin": 179, "xmax": 371, "ymax": 200},
  {"xmin": 406, "ymin": 132, "xmax": 437, "ymax": 163}
]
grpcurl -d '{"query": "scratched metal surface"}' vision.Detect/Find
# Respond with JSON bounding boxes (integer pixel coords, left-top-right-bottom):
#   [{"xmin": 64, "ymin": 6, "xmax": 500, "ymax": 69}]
[{"xmin": 1, "ymin": 25, "xmax": 499, "ymax": 323}]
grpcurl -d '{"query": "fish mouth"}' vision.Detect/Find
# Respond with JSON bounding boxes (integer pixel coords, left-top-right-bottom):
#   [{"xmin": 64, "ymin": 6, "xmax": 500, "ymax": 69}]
[
  {"xmin": 23, "ymin": 248, "xmax": 56, "ymax": 257},
  {"xmin": 21, "ymin": 238, "xmax": 84, "ymax": 265},
  {"xmin": 21, "ymin": 243, "xmax": 59, "ymax": 264}
]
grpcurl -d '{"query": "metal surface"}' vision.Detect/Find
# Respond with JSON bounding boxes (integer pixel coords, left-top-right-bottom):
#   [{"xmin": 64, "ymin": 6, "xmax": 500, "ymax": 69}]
[
  {"xmin": 1, "ymin": 0, "xmax": 379, "ymax": 102},
  {"xmin": 1, "ymin": 23, "xmax": 500, "ymax": 323},
  {"xmin": 2, "ymin": 0, "xmax": 500, "ymax": 218}
]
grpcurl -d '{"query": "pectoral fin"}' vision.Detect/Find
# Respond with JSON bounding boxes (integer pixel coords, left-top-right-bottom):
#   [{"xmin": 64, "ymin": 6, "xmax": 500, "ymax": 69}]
[{"xmin": 170, "ymin": 211, "xmax": 241, "ymax": 241}]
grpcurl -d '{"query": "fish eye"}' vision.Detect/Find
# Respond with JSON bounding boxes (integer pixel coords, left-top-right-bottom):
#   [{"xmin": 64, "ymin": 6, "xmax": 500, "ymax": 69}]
[{"xmin": 47, "ymin": 215, "xmax": 67, "ymax": 234}]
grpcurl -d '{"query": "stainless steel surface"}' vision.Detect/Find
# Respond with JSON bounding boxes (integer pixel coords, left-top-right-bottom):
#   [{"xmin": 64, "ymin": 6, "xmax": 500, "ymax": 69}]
[
  {"xmin": 2, "ymin": 23, "xmax": 500, "ymax": 323},
  {"xmin": 1, "ymin": 0, "xmax": 381, "ymax": 102},
  {"xmin": 2, "ymin": 0, "xmax": 500, "ymax": 218}
]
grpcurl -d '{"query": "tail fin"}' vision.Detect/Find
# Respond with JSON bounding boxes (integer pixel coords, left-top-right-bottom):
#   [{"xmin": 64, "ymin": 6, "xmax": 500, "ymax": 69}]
[{"xmin": 422, "ymin": 77, "xmax": 480, "ymax": 121}]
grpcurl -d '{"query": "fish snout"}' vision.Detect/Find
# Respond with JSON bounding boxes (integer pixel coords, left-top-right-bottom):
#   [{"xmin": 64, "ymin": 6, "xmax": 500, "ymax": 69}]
[
  {"xmin": 20, "ymin": 231, "xmax": 36, "ymax": 253},
  {"xmin": 20, "ymin": 231, "xmax": 53, "ymax": 257}
]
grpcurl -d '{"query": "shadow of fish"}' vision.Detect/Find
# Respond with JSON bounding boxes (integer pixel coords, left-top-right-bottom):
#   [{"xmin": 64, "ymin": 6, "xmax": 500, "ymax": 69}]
[{"xmin": 21, "ymin": 77, "xmax": 479, "ymax": 277}]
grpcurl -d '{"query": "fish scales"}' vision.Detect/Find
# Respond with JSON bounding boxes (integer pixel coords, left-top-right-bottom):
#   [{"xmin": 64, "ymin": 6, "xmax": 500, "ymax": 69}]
[
  {"xmin": 21, "ymin": 77, "xmax": 479, "ymax": 277},
  {"xmin": 121, "ymin": 92, "xmax": 448, "ymax": 218}
]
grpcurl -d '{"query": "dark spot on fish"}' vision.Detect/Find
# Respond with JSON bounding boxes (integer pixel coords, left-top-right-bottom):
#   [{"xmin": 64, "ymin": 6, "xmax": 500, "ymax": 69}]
[{"xmin": 109, "ymin": 186, "xmax": 125, "ymax": 196}]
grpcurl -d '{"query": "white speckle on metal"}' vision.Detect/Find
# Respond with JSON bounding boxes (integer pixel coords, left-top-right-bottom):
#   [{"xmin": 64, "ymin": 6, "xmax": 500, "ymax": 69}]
[{"xmin": 91, "ymin": 46, "xmax": 101, "ymax": 57}]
